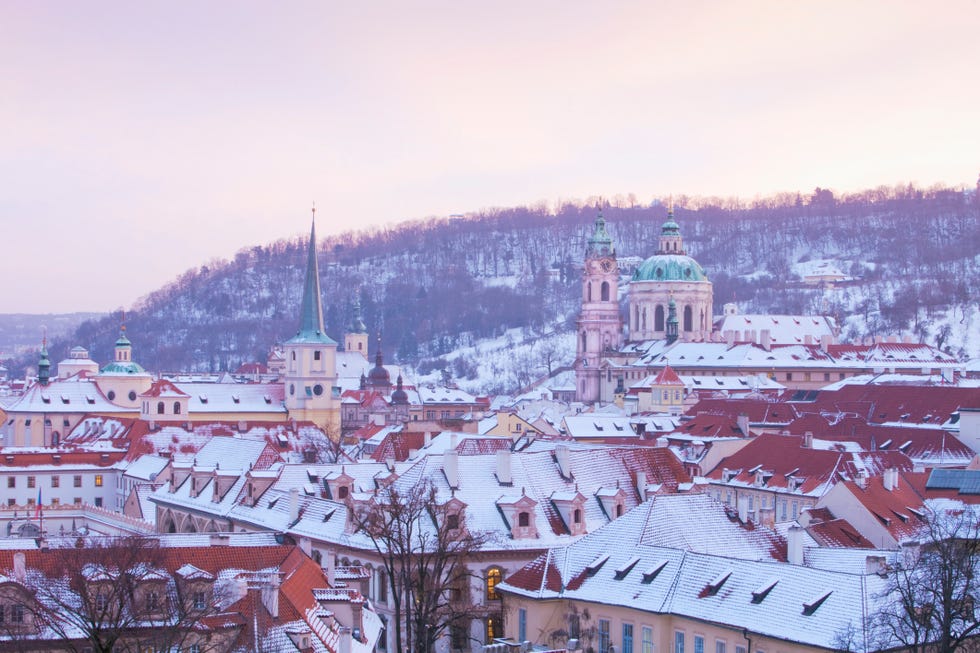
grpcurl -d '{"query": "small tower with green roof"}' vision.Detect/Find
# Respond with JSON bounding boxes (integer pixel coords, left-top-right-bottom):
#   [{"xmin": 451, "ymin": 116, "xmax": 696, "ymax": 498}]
[
  {"xmin": 37, "ymin": 337, "xmax": 51, "ymax": 387},
  {"xmin": 344, "ymin": 296, "xmax": 369, "ymax": 358},
  {"xmin": 283, "ymin": 208, "xmax": 340, "ymax": 433}
]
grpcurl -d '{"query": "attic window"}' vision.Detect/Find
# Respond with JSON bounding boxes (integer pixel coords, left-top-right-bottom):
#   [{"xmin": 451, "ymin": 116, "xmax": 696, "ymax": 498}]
[
  {"xmin": 268, "ymin": 497, "xmax": 279, "ymax": 509},
  {"xmin": 641, "ymin": 560, "xmax": 668, "ymax": 583},
  {"xmin": 899, "ymin": 441, "xmax": 912, "ymax": 452},
  {"xmin": 879, "ymin": 439, "xmax": 892, "ymax": 450},
  {"xmin": 891, "ymin": 510, "xmax": 910, "ymax": 523},
  {"xmin": 704, "ymin": 570, "xmax": 732, "ymax": 596},
  {"xmin": 585, "ymin": 554, "xmax": 610, "ymax": 576},
  {"xmin": 785, "ymin": 468, "xmax": 800, "ymax": 477},
  {"xmin": 41, "ymin": 395, "xmax": 51, "ymax": 404},
  {"xmin": 264, "ymin": 395, "xmax": 272, "ymax": 404},
  {"xmin": 751, "ymin": 578, "xmax": 779, "ymax": 603},
  {"xmin": 86, "ymin": 395, "xmax": 95, "ymax": 404},
  {"xmin": 199, "ymin": 395, "xmax": 208, "ymax": 404},
  {"xmin": 323, "ymin": 509, "xmax": 336, "ymax": 522},
  {"xmin": 61, "ymin": 395, "xmax": 70, "ymax": 404},
  {"xmin": 803, "ymin": 590, "xmax": 833, "ymax": 615},
  {"xmin": 232, "ymin": 394, "xmax": 240, "ymax": 404},
  {"xmin": 593, "ymin": 422, "xmax": 604, "ymax": 431}
]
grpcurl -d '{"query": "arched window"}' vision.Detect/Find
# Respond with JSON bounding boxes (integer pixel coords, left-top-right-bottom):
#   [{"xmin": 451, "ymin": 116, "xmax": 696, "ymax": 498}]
[
  {"xmin": 684, "ymin": 305, "xmax": 693, "ymax": 332},
  {"xmin": 700, "ymin": 309, "xmax": 706, "ymax": 330},
  {"xmin": 291, "ymin": 351, "xmax": 296, "ymax": 360},
  {"xmin": 587, "ymin": 282, "xmax": 592, "ymax": 302},
  {"xmin": 642, "ymin": 307, "xmax": 647, "ymax": 330},
  {"xmin": 173, "ymin": 402, "xmax": 181, "ymax": 415},
  {"xmin": 600, "ymin": 281, "xmax": 610, "ymax": 301},
  {"xmin": 634, "ymin": 305, "xmax": 640, "ymax": 331},
  {"xmin": 581, "ymin": 332, "xmax": 587, "ymax": 353},
  {"xmin": 314, "ymin": 350, "xmax": 321, "ymax": 361},
  {"xmin": 655, "ymin": 305, "xmax": 665, "ymax": 331},
  {"xmin": 518, "ymin": 511, "xmax": 530, "ymax": 527},
  {"xmin": 486, "ymin": 567, "xmax": 502, "ymax": 600},
  {"xmin": 616, "ymin": 504, "xmax": 624, "ymax": 517},
  {"xmin": 157, "ymin": 402, "xmax": 165, "ymax": 415},
  {"xmin": 573, "ymin": 508, "xmax": 582, "ymax": 524}
]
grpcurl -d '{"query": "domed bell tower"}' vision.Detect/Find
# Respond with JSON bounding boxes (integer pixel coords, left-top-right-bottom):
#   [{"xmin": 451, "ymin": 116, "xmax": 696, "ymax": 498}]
[{"xmin": 575, "ymin": 211, "xmax": 623, "ymax": 403}]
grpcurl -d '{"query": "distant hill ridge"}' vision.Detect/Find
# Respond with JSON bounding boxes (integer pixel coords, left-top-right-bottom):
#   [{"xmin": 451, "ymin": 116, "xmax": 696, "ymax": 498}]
[{"xmin": 10, "ymin": 184, "xmax": 980, "ymax": 389}]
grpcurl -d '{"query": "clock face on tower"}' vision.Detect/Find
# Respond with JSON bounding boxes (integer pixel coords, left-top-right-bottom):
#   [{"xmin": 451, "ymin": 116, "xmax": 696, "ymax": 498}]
[{"xmin": 600, "ymin": 259, "xmax": 615, "ymax": 273}]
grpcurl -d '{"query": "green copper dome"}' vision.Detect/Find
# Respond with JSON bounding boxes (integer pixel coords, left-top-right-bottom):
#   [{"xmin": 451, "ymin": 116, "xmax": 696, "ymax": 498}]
[
  {"xmin": 101, "ymin": 361, "xmax": 147, "ymax": 375},
  {"xmin": 632, "ymin": 254, "xmax": 708, "ymax": 282}
]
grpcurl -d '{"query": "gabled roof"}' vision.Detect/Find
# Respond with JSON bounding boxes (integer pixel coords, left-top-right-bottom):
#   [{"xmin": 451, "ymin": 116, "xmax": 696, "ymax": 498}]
[
  {"xmin": 499, "ymin": 499, "xmax": 896, "ymax": 651},
  {"xmin": 652, "ymin": 364, "xmax": 684, "ymax": 386},
  {"xmin": 705, "ymin": 433, "xmax": 914, "ymax": 496}
]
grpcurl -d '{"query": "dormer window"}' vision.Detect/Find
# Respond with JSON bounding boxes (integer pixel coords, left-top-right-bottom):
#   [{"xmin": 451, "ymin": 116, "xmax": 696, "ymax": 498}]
[
  {"xmin": 447, "ymin": 513, "xmax": 460, "ymax": 530},
  {"xmin": 573, "ymin": 508, "xmax": 582, "ymax": 524},
  {"xmin": 338, "ymin": 486, "xmax": 349, "ymax": 500},
  {"xmin": 315, "ymin": 351, "xmax": 322, "ymax": 361},
  {"xmin": 518, "ymin": 511, "xmax": 530, "ymax": 527}
]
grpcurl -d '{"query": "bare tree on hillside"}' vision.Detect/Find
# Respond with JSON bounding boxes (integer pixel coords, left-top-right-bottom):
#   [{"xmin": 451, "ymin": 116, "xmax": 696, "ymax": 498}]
[
  {"xmin": 869, "ymin": 508, "xmax": 980, "ymax": 653},
  {"xmin": 350, "ymin": 477, "xmax": 492, "ymax": 653}
]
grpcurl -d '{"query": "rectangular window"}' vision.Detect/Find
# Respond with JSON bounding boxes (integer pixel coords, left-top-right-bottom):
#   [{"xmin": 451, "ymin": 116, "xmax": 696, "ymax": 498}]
[
  {"xmin": 485, "ymin": 615, "xmax": 501, "ymax": 643},
  {"xmin": 695, "ymin": 635, "xmax": 704, "ymax": 653},
  {"xmin": 74, "ymin": 475, "xmax": 82, "ymax": 487},
  {"xmin": 95, "ymin": 475, "xmax": 103, "ymax": 487},
  {"xmin": 27, "ymin": 476, "xmax": 35, "ymax": 489},
  {"xmin": 74, "ymin": 497, "xmax": 82, "ymax": 505},
  {"xmin": 569, "ymin": 613, "xmax": 581, "ymax": 640},
  {"xmin": 716, "ymin": 641, "xmax": 726, "ymax": 653},
  {"xmin": 95, "ymin": 497, "xmax": 103, "ymax": 507},
  {"xmin": 6, "ymin": 498, "xmax": 14, "ymax": 507},
  {"xmin": 642, "ymin": 626, "xmax": 654, "ymax": 653},
  {"xmin": 11, "ymin": 604, "xmax": 23, "ymax": 623},
  {"xmin": 675, "ymin": 631, "xmax": 685, "ymax": 653},
  {"xmin": 598, "ymin": 619, "xmax": 611, "ymax": 653},
  {"xmin": 51, "ymin": 475, "xmax": 60, "ymax": 488},
  {"xmin": 736, "ymin": 646, "xmax": 747, "ymax": 653},
  {"xmin": 518, "ymin": 608, "xmax": 527, "ymax": 643},
  {"xmin": 451, "ymin": 625, "xmax": 468, "ymax": 649},
  {"xmin": 6, "ymin": 477, "xmax": 13, "ymax": 488},
  {"xmin": 193, "ymin": 591, "xmax": 206, "ymax": 610},
  {"xmin": 377, "ymin": 572, "xmax": 387, "ymax": 604},
  {"xmin": 623, "ymin": 623, "xmax": 635, "ymax": 653}
]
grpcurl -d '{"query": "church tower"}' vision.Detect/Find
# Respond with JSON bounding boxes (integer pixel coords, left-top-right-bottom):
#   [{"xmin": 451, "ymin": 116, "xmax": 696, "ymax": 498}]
[
  {"xmin": 283, "ymin": 211, "xmax": 340, "ymax": 434},
  {"xmin": 575, "ymin": 211, "xmax": 623, "ymax": 403},
  {"xmin": 344, "ymin": 297, "xmax": 369, "ymax": 359}
]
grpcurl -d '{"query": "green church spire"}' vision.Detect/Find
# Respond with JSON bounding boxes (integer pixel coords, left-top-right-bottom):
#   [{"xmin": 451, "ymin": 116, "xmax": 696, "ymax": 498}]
[
  {"xmin": 289, "ymin": 208, "xmax": 336, "ymax": 345},
  {"xmin": 37, "ymin": 335, "xmax": 51, "ymax": 386}
]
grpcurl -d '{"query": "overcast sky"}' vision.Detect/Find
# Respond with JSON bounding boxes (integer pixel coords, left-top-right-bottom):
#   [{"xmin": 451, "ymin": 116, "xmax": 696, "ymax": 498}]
[{"xmin": 2, "ymin": 1, "xmax": 978, "ymax": 313}]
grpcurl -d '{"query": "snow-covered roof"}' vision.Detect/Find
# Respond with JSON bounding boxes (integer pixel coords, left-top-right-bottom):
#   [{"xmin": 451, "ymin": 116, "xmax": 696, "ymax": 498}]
[
  {"xmin": 170, "ymin": 382, "xmax": 286, "ymax": 414},
  {"xmin": 500, "ymin": 498, "xmax": 897, "ymax": 651},
  {"xmin": 4, "ymin": 376, "xmax": 122, "ymax": 414}
]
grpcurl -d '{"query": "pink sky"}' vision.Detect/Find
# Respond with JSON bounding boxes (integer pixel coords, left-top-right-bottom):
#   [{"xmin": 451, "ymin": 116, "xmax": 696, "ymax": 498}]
[{"xmin": 2, "ymin": 1, "xmax": 978, "ymax": 313}]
